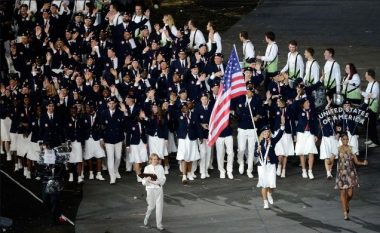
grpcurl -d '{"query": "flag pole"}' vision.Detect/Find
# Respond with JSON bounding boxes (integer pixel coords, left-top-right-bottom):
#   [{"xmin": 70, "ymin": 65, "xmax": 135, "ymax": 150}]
[{"xmin": 232, "ymin": 44, "xmax": 262, "ymax": 165}]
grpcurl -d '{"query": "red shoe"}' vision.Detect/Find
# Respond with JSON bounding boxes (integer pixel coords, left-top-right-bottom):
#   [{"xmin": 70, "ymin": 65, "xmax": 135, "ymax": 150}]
[{"xmin": 58, "ymin": 215, "xmax": 68, "ymax": 224}]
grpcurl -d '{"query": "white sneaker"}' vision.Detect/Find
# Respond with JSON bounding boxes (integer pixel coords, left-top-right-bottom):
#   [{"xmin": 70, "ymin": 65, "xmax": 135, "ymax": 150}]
[
  {"xmin": 281, "ymin": 169, "xmax": 286, "ymax": 178},
  {"xmin": 96, "ymin": 172, "xmax": 105, "ymax": 181},
  {"xmin": 276, "ymin": 165, "xmax": 282, "ymax": 176},
  {"xmin": 23, "ymin": 167, "xmax": 28, "ymax": 177},
  {"xmin": 0, "ymin": 147, "xmax": 4, "ymax": 154},
  {"xmin": 208, "ymin": 164, "xmax": 214, "ymax": 170},
  {"xmin": 326, "ymin": 171, "xmax": 333, "ymax": 180},
  {"xmin": 35, "ymin": 176, "xmax": 41, "ymax": 181},
  {"xmin": 14, "ymin": 163, "xmax": 19, "ymax": 172},
  {"xmin": 110, "ymin": 176, "xmax": 116, "ymax": 184},
  {"xmin": 247, "ymin": 172, "xmax": 254, "ymax": 178},
  {"xmin": 264, "ymin": 200, "xmax": 269, "ymax": 209},
  {"xmin": 238, "ymin": 164, "xmax": 244, "ymax": 174},
  {"xmin": 115, "ymin": 172, "xmax": 121, "ymax": 179},
  {"xmin": 302, "ymin": 169, "xmax": 308, "ymax": 179},
  {"xmin": 191, "ymin": 172, "xmax": 197, "ymax": 179},
  {"xmin": 364, "ymin": 140, "xmax": 373, "ymax": 145},
  {"xmin": 227, "ymin": 172, "xmax": 234, "ymax": 180},
  {"xmin": 267, "ymin": 193, "xmax": 274, "ymax": 205},
  {"xmin": 78, "ymin": 176, "xmax": 84, "ymax": 184},
  {"xmin": 368, "ymin": 143, "xmax": 379, "ymax": 148},
  {"xmin": 68, "ymin": 173, "xmax": 74, "ymax": 182},
  {"xmin": 308, "ymin": 170, "xmax": 314, "ymax": 180},
  {"xmin": 6, "ymin": 153, "xmax": 11, "ymax": 161},
  {"xmin": 137, "ymin": 176, "xmax": 142, "ymax": 182},
  {"xmin": 200, "ymin": 174, "xmax": 206, "ymax": 179},
  {"xmin": 187, "ymin": 173, "xmax": 194, "ymax": 181},
  {"xmin": 219, "ymin": 172, "xmax": 226, "ymax": 179},
  {"xmin": 206, "ymin": 172, "xmax": 210, "ymax": 178},
  {"xmin": 89, "ymin": 172, "xmax": 94, "ymax": 180},
  {"xmin": 164, "ymin": 166, "xmax": 169, "ymax": 175}
]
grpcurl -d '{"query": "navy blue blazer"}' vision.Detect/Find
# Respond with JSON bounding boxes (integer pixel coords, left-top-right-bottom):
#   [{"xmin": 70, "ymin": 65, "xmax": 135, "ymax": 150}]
[
  {"xmin": 39, "ymin": 112, "xmax": 64, "ymax": 148},
  {"xmin": 255, "ymin": 128, "xmax": 284, "ymax": 164},
  {"xmin": 295, "ymin": 109, "xmax": 318, "ymax": 135},
  {"xmin": 146, "ymin": 114, "xmax": 169, "ymax": 140},
  {"xmin": 99, "ymin": 109, "xmax": 126, "ymax": 144},
  {"xmin": 29, "ymin": 115, "xmax": 41, "ymax": 143},
  {"xmin": 82, "ymin": 113, "xmax": 103, "ymax": 141},
  {"xmin": 193, "ymin": 103, "xmax": 213, "ymax": 140},
  {"xmin": 65, "ymin": 116, "xmax": 85, "ymax": 143},
  {"xmin": 176, "ymin": 111, "xmax": 199, "ymax": 140},
  {"xmin": 235, "ymin": 95, "xmax": 263, "ymax": 129},
  {"xmin": 126, "ymin": 120, "xmax": 148, "ymax": 146}
]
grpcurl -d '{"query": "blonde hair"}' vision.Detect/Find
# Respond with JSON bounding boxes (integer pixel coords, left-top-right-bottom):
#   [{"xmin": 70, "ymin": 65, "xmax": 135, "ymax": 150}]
[
  {"xmin": 149, "ymin": 153, "xmax": 161, "ymax": 164},
  {"xmin": 164, "ymin": 14, "xmax": 175, "ymax": 27},
  {"xmin": 258, "ymin": 129, "xmax": 271, "ymax": 143}
]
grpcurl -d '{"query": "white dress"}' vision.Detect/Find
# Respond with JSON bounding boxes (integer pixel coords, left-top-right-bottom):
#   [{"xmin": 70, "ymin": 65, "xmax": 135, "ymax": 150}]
[
  {"xmin": 274, "ymin": 130, "xmax": 294, "ymax": 156},
  {"xmin": 176, "ymin": 136, "xmax": 200, "ymax": 162},
  {"xmin": 320, "ymin": 136, "xmax": 339, "ymax": 160},
  {"xmin": 148, "ymin": 136, "xmax": 168, "ymax": 159},
  {"xmin": 69, "ymin": 141, "xmax": 83, "ymax": 163},
  {"xmin": 0, "ymin": 117, "xmax": 11, "ymax": 141},
  {"xmin": 295, "ymin": 131, "xmax": 318, "ymax": 155},
  {"xmin": 129, "ymin": 140, "xmax": 148, "ymax": 163}
]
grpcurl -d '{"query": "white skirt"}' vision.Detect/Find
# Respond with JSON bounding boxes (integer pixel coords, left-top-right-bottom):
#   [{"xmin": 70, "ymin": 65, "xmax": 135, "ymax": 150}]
[
  {"xmin": 10, "ymin": 132, "xmax": 18, "ymax": 151},
  {"xmin": 338, "ymin": 132, "xmax": 359, "ymax": 155},
  {"xmin": 1, "ymin": 117, "xmax": 11, "ymax": 141},
  {"xmin": 257, "ymin": 163, "xmax": 276, "ymax": 188},
  {"xmin": 320, "ymin": 136, "xmax": 339, "ymax": 160},
  {"xmin": 295, "ymin": 132, "xmax": 318, "ymax": 155},
  {"xmin": 69, "ymin": 141, "xmax": 83, "ymax": 163},
  {"xmin": 148, "ymin": 136, "xmax": 168, "ymax": 159},
  {"xmin": 274, "ymin": 130, "xmax": 294, "ymax": 156},
  {"xmin": 27, "ymin": 141, "xmax": 41, "ymax": 161},
  {"xmin": 17, "ymin": 134, "xmax": 31, "ymax": 157},
  {"xmin": 167, "ymin": 132, "xmax": 177, "ymax": 153},
  {"xmin": 129, "ymin": 140, "xmax": 148, "ymax": 163},
  {"xmin": 84, "ymin": 138, "xmax": 106, "ymax": 160},
  {"xmin": 176, "ymin": 136, "xmax": 200, "ymax": 162}
]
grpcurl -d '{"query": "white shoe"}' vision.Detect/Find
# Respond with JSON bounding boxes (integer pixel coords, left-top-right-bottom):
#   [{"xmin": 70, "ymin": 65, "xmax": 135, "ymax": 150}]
[
  {"xmin": 89, "ymin": 172, "xmax": 94, "ymax": 180},
  {"xmin": 115, "ymin": 172, "xmax": 121, "ymax": 179},
  {"xmin": 209, "ymin": 164, "xmax": 214, "ymax": 170},
  {"xmin": 276, "ymin": 165, "xmax": 282, "ymax": 176},
  {"xmin": 110, "ymin": 176, "xmax": 116, "ymax": 184},
  {"xmin": 267, "ymin": 193, "xmax": 274, "ymax": 205},
  {"xmin": 78, "ymin": 176, "xmax": 84, "ymax": 184},
  {"xmin": 137, "ymin": 176, "xmax": 142, "ymax": 182},
  {"xmin": 0, "ymin": 147, "xmax": 4, "ymax": 154},
  {"xmin": 364, "ymin": 140, "xmax": 373, "ymax": 145},
  {"xmin": 281, "ymin": 169, "xmax": 286, "ymax": 178},
  {"xmin": 219, "ymin": 172, "xmax": 226, "ymax": 179},
  {"xmin": 227, "ymin": 172, "xmax": 234, "ymax": 180},
  {"xmin": 264, "ymin": 200, "xmax": 269, "ymax": 209},
  {"xmin": 164, "ymin": 166, "xmax": 169, "ymax": 175},
  {"xmin": 35, "ymin": 176, "xmax": 41, "ymax": 181},
  {"xmin": 14, "ymin": 163, "xmax": 19, "ymax": 172},
  {"xmin": 308, "ymin": 170, "xmax": 314, "ymax": 180},
  {"xmin": 247, "ymin": 172, "xmax": 254, "ymax": 178},
  {"xmin": 200, "ymin": 174, "xmax": 206, "ymax": 179},
  {"xmin": 96, "ymin": 172, "xmax": 105, "ymax": 181},
  {"xmin": 206, "ymin": 172, "xmax": 210, "ymax": 178},
  {"xmin": 6, "ymin": 153, "xmax": 11, "ymax": 161},
  {"xmin": 23, "ymin": 167, "xmax": 28, "ymax": 177},
  {"xmin": 238, "ymin": 164, "xmax": 244, "ymax": 174},
  {"xmin": 302, "ymin": 169, "xmax": 308, "ymax": 179},
  {"xmin": 191, "ymin": 172, "xmax": 197, "ymax": 179},
  {"xmin": 26, "ymin": 171, "xmax": 31, "ymax": 179},
  {"xmin": 68, "ymin": 173, "xmax": 74, "ymax": 182},
  {"xmin": 368, "ymin": 143, "xmax": 379, "ymax": 148},
  {"xmin": 143, "ymin": 216, "xmax": 149, "ymax": 226},
  {"xmin": 187, "ymin": 173, "xmax": 194, "ymax": 181}
]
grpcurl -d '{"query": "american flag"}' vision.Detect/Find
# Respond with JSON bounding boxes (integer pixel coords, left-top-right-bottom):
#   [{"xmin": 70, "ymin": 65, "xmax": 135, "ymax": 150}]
[{"xmin": 207, "ymin": 46, "xmax": 246, "ymax": 146}]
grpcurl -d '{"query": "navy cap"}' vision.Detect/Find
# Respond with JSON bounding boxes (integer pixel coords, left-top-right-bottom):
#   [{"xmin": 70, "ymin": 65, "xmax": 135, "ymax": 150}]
[
  {"xmin": 294, "ymin": 77, "xmax": 304, "ymax": 87},
  {"xmin": 199, "ymin": 43, "xmax": 207, "ymax": 48},
  {"xmin": 140, "ymin": 25, "xmax": 149, "ymax": 30},
  {"xmin": 215, "ymin": 53, "xmax": 223, "ymax": 58},
  {"xmin": 246, "ymin": 85, "xmax": 254, "ymax": 91},
  {"xmin": 190, "ymin": 64, "xmax": 198, "ymax": 69},
  {"xmin": 261, "ymin": 125, "xmax": 271, "ymax": 132},
  {"xmin": 178, "ymin": 49, "xmax": 186, "ymax": 54},
  {"xmin": 179, "ymin": 88, "xmax": 187, "ymax": 94},
  {"xmin": 343, "ymin": 100, "xmax": 351, "ymax": 105},
  {"xmin": 145, "ymin": 86, "xmax": 155, "ymax": 93},
  {"xmin": 107, "ymin": 96, "xmax": 117, "ymax": 103},
  {"xmin": 246, "ymin": 57, "xmax": 256, "ymax": 63},
  {"xmin": 200, "ymin": 92, "xmax": 209, "ymax": 98}
]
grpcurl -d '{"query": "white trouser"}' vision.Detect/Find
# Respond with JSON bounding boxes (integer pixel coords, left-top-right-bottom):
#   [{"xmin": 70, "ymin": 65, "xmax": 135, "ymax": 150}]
[
  {"xmin": 237, "ymin": 128, "xmax": 257, "ymax": 173},
  {"xmin": 125, "ymin": 149, "xmax": 133, "ymax": 171},
  {"xmin": 145, "ymin": 187, "xmax": 164, "ymax": 229},
  {"xmin": 105, "ymin": 142, "xmax": 122, "ymax": 180},
  {"xmin": 198, "ymin": 139, "xmax": 212, "ymax": 175},
  {"xmin": 216, "ymin": 136, "xmax": 234, "ymax": 174}
]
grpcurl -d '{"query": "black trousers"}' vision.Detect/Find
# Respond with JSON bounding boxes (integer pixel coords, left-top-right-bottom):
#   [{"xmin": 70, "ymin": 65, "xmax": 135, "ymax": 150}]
[
  {"xmin": 42, "ymin": 187, "xmax": 62, "ymax": 223},
  {"xmin": 368, "ymin": 110, "xmax": 379, "ymax": 144}
]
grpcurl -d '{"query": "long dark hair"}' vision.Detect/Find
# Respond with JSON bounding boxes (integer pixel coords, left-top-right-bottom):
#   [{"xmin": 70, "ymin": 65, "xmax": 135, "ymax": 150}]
[{"xmin": 345, "ymin": 63, "xmax": 357, "ymax": 80}]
